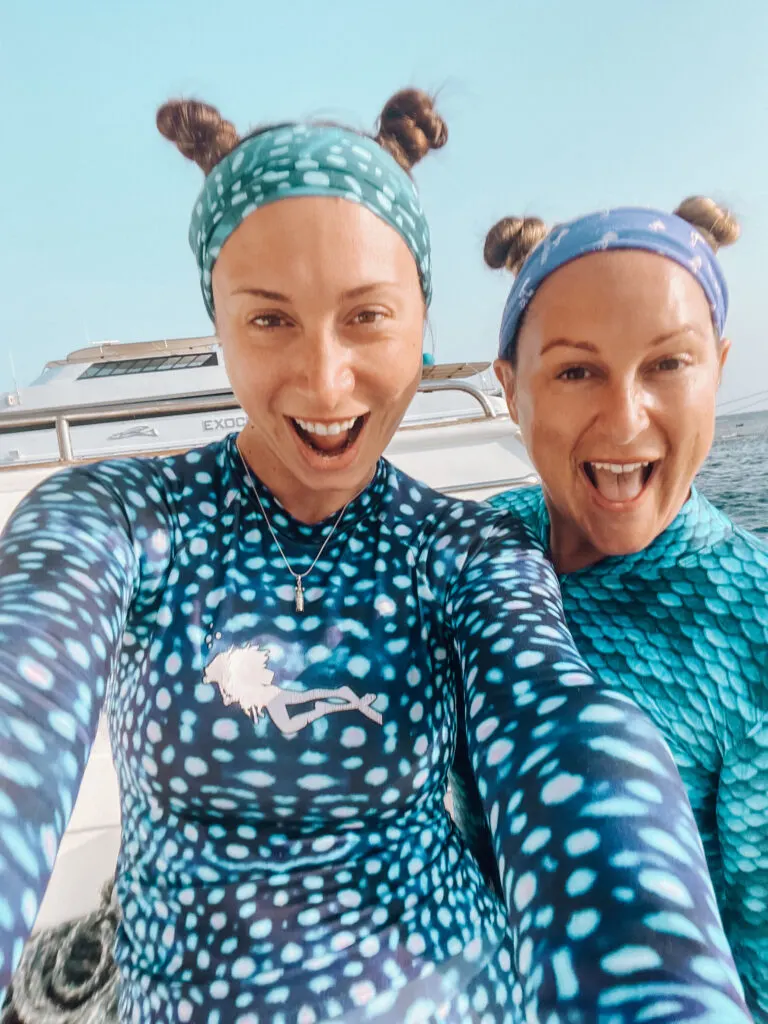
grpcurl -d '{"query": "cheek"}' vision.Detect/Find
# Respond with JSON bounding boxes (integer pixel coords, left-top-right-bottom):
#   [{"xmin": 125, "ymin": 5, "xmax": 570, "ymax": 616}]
[
  {"xmin": 376, "ymin": 370, "xmax": 421, "ymax": 423},
  {"xmin": 367, "ymin": 340, "xmax": 423, "ymax": 403},
  {"xmin": 516, "ymin": 383, "xmax": 578, "ymax": 464},
  {"xmin": 512, "ymin": 372, "xmax": 538, "ymax": 433},
  {"xmin": 217, "ymin": 340, "xmax": 240, "ymax": 389},
  {"xmin": 220, "ymin": 338, "xmax": 280, "ymax": 414},
  {"xmin": 220, "ymin": 340, "xmax": 250, "ymax": 390},
  {"xmin": 664, "ymin": 374, "xmax": 718, "ymax": 455}
]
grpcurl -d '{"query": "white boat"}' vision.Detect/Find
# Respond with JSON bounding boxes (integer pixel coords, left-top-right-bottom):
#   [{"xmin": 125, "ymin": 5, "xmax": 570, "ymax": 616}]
[{"xmin": 0, "ymin": 335, "xmax": 537, "ymax": 934}]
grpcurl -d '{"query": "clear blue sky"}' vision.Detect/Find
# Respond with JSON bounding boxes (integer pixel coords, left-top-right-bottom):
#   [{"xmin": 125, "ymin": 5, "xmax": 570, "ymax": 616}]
[{"xmin": 3, "ymin": 0, "xmax": 768, "ymax": 412}]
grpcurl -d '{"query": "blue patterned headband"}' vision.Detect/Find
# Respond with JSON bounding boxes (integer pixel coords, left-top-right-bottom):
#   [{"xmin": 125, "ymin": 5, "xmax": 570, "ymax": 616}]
[
  {"xmin": 189, "ymin": 123, "xmax": 432, "ymax": 319},
  {"xmin": 498, "ymin": 207, "xmax": 729, "ymax": 360}
]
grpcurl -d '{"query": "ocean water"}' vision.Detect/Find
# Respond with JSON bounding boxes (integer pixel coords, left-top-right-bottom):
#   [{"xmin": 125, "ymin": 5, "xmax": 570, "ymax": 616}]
[{"xmin": 696, "ymin": 409, "xmax": 768, "ymax": 536}]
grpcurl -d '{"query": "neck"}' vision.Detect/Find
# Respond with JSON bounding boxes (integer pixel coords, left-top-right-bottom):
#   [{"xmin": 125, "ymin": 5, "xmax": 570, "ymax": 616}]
[
  {"xmin": 544, "ymin": 489, "xmax": 693, "ymax": 575},
  {"xmin": 237, "ymin": 429, "xmax": 374, "ymax": 524},
  {"xmin": 548, "ymin": 522, "xmax": 604, "ymax": 575}
]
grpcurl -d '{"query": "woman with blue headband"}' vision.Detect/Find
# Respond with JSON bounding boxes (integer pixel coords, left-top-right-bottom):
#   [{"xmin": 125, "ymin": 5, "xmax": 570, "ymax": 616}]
[
  {"xmin": 485, "ymin": 199, "xmax": 768, "ymax": 1020},
  {"xmin": 0, "ymin": 85, "xmax": 755, "ymax": 1024}
]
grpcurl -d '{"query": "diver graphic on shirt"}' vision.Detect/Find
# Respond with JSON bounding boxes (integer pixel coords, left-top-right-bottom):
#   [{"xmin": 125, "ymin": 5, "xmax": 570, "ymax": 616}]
[{"xmin": 203, "ymin": 643, "xmax": 383, "ymax": 734}]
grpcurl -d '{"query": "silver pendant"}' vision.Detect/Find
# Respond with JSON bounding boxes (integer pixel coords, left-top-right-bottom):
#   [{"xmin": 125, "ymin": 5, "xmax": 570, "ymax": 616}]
[{"xmin": 295, "ymin": 577, "xmax": 305, "ymax": 613}]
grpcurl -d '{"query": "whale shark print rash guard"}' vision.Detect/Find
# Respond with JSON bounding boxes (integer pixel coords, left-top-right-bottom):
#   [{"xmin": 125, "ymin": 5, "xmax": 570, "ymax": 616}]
[
  {"xmin": 490, "ymin": 484, "xmax": 768, "ymax": 1022},
  {"xmin": 0, "ymin": 436, "xmax": 754, "ymax": 1023}
]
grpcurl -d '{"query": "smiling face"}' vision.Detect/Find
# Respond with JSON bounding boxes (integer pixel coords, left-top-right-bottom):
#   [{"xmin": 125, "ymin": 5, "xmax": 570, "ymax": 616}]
[
  {"xmin": 495, "ymin": 250, "xmax": 730, "ymax": 572},
  {"xmin": 212, "ymin": 196, "xmax": 425, "ymax": 521}
]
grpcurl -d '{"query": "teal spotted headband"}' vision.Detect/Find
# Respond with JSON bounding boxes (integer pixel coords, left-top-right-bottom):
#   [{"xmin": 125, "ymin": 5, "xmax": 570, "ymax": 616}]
[{"xmin": 189, "ymin": 123, "xmax": 432, "ymax": 319}]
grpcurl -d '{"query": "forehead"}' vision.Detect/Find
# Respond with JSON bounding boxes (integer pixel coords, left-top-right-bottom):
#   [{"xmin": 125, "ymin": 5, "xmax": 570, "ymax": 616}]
[
  {"xmin": 214, "ymin": 196, "xmax": 420, "ymax": 287},
  {"xmin": 524, "ymin": 249, "xmax": 714, "ymax": 339}
]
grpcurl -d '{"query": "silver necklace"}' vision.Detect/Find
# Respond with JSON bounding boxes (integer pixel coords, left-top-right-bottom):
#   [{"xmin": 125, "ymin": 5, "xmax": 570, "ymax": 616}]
[{"xmin": 237, "ymin": 445, "xmax": 350, "ymax": 613}]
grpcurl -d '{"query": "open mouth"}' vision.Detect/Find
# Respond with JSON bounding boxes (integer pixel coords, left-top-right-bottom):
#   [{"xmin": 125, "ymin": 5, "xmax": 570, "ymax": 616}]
[
  {"xmin": 582, "ymin": 460, "xmax": 657, "ymax": 503},
  {"xmin": 290, "ymin": 414, "xmax": 368, "ymax": 458}
]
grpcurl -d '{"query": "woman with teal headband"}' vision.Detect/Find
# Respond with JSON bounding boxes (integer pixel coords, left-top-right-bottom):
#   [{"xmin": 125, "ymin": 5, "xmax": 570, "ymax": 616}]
[
  {"xmin": 485, "ymin": 198, "xmax": 768, "ymax": 1020},
  {"xmin": 0, "ymin": 88, "xmax": 755, "ymax": 1023}
]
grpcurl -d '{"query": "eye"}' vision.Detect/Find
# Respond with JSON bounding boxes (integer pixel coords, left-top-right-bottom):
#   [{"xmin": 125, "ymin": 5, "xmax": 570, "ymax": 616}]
[
  {"xmin": 557, "ymin": 366, "xmax": 591, "ymax": 381},
  {"xmin": 654, "ymin": 356, "xmax": 687, "ymax": 372},
  {"xmin": 249, "ymin": 313, "xmax": 289, "ymax": 329},
  {"xmin": 352, "ymin": 309, "xmax": 386, "ymax": 325}
]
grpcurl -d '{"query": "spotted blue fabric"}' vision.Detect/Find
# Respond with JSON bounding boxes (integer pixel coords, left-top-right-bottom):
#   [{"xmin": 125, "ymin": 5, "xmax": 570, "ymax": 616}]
[
  {"xmin": 0, "ymin": 437, "xmax": 755, "ymax": 1022},
  {"xmin": 490, "ymin": 484, "xmax": 768, "ymax": 1021},
  {"xmin": 498, "ymin": 208, "xmax": 729, "ymax": 360},
  {"xmin": 189, "ymin": 124, "xmax": 432, "ymax": 318}
]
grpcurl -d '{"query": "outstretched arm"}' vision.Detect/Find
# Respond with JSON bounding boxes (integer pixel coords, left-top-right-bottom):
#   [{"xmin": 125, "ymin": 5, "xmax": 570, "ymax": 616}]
[
  {"xmin": 0, "ymin": 460, "xmax": 172, "ymax": 996},
  {"xmin": 449, "ymin": 514, "xmax": 752, "ymax": 1022},
  {"xmin": 717, "ymin": 718, "xmax": 768, "ymax": 1022}
]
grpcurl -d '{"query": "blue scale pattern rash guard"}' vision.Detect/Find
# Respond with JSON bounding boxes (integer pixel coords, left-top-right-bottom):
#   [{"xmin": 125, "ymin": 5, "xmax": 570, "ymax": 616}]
[
  {"xmin": 0, "ymin": 436, "xmax": 755, "ymax": 1023},
  {"xmin": 491, "ymin": 484, "xmax": 768, "ymax": 1023}
]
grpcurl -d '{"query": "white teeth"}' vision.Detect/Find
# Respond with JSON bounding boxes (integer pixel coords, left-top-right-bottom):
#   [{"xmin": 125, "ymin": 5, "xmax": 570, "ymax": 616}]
[
  {"xmin": 590, "ymin": 461, "xmax": 651, "ymax": 474},
  {"xmin": 294, "ymin": 417, "xmax": 359, "ymax": 436}
]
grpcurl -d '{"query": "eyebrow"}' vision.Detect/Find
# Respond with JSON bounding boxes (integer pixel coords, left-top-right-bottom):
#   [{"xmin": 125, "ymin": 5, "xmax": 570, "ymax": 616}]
[
  {"xmin": 231, "ymin": 282, "xmax": 400, "ymax": 303},
  {"xmin": 232, "ymin": 287, "xmax": 290, "ymax": 302},
  {"xmin": 341, "ymin": 282, "xmax": 400, "ymax": 300},
  {"xmin": 541, "ymin": 325, "xmax": 702, "ymax": 356},
  {"xmin": 541, "ymin": 338, "xmax": 598, "ymax": 356}
]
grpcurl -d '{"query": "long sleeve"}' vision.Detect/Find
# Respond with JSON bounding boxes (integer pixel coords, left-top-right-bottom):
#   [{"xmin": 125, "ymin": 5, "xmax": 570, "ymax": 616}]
[
  {"xmin": 717, "ymin": 717, "xmax": 768, "ymax": 1022},
  {"xmin": 448, "ymin": 515, "xmax": 753, "ymax": 1022},
  {"xmin": 0, "ymin": 460, "xmax": 172, "ymax": 996}
]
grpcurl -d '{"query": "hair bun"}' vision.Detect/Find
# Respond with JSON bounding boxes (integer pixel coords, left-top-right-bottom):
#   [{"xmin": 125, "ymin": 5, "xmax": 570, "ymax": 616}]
[
  {"xmin": 674, "ymin": 195, "xmax": 740, "ymax": 251},
  {"xmin": 375, "ymin": 88, "xmax": 448, "ymax": 172},
  {"xmin": 484, "ymin": 216, "xmax": 549, "ymax": 275},
  {"xmin": 156, "ymin": 99, "xmax": 240, "ymax": 175}
]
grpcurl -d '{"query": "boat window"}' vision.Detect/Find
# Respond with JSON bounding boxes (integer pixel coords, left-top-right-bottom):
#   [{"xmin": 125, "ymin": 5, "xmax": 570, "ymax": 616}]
[{"xmin": 78, "ymin": 352, "xmax": 218, "ymax": 379}]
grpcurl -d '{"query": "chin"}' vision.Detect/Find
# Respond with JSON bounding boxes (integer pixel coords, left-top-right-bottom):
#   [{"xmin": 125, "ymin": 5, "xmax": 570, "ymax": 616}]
[
  {"xmin": 298, "ymin": 453, "xmax": 376, "ymax": 487},
  {"xmin": 589, "ymin": 525, "xmax": 659, "ymax": 558}
]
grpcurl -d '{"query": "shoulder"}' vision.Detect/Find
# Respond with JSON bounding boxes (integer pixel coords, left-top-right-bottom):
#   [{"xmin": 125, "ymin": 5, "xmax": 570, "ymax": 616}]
[
  {"xmin": 697, "ymin": 493, "xmax": 768, "ymax": 589},
  {"xmin": 90, "ymin": 436, "xmax": 230, "ymax": 510},
  {"xmin": 724, "ymin": 518, "xmax": 768, "ymax": 566},
  {"xmin": 384, "ymin": 462, "xmax": 542, "ymax": 551},
  {"xmin": 382, "ymin": 466, "xmax": 554, "ymax": 615},
  {"xmin": 11, "ymin": 456, "xmax": 169, "ymax": 528},
  {"xmin": 488, "ymin": 485, "xmax": 544, "ymax": 524},
  {"xmin": 9, "ymin": 439, "xmax": 232, "ymax": 555},
  {"xmin": 670, "ymin": 494, "xmax": 768, "ymax": 725},
  {"xmin": 710, "ymin": 519, "xmax": 768, "ymax": 647}
]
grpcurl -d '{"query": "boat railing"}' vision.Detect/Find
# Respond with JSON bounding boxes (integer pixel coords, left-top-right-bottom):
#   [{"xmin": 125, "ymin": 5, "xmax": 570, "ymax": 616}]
[{"xmin": 0, "ymin": 379, "xmax": 500, "ymax": 469}]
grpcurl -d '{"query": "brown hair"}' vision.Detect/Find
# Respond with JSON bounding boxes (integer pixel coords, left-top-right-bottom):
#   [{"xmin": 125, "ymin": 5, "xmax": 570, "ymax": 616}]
[
  {"xmin": 156, "ymin": 100, "xmax": 240, "ymax": 176},
  {"xmin": 484, "ymin": 196, "xmax": 740, "ymax": 279},
  {"xmin": 156, "ymin": 88, "xmax": 447, "ymax": 176},
  {"xmin": 483, "ymin": 216, "xmax": 549, "ymax": 276},
  {"xmin": 673, "ymin": 196, "xmax": 741, "ymax": 251},
  {"xmin": 487, "ymin": 197, "xmax": 740, "ymax": 363}
]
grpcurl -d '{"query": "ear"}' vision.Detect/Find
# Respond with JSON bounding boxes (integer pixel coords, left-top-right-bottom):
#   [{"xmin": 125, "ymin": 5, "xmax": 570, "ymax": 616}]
[
  {"xmin": 493, "ymin": 358, "xmax": 520, "ymax": 424},
  {"xmin": 717, "ymin": 336, "xmax": 732, "ymax": 383}
]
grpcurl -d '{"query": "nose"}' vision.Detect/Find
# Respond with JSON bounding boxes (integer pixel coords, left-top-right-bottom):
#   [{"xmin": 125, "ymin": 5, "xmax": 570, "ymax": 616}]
[
  {"xmin": 598, "ymin": 378, "xmax": 650, "ymax": 446},
  {"xmin": 299, "ymin": 327, "xmax": 355, "ymax": 409}
]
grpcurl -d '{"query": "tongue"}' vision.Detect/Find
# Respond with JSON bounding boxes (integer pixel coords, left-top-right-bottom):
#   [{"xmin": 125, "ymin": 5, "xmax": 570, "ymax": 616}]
[
  {"xmin": 592, "ymin": 466, "xmax": 644, "ymax": 502},
  {"xmin": 305, "ymin": 430, "xmax": 351, "ymax": 454}
]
